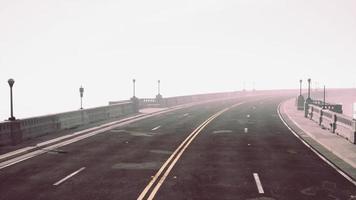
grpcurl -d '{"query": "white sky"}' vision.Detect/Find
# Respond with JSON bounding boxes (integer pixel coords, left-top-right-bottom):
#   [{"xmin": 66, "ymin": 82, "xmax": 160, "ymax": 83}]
[{"xmin": 1, "ymin": 0, "xmax": 356, "ymax": 119}]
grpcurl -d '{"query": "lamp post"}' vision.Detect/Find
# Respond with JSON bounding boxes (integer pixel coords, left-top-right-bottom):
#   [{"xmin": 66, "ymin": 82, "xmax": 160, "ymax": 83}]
[
  {"xmin": 297, "ymin": 79, "xmax": 305, "ymax": 110},
  {"xmin": 133, "ymin": 79, "xmax": 136, "ymax": 98},
  {"xmin": 299, "ymin": 79, "xmax": 302, "ymax": 96},
  {"xmin": 323, "ymin": 85, "xmax": 326, "ymax": 109},
  {"xmin": 156, "ymin": 80, "xmax": 163, "ymax": 101},
  {"xmin": 8, "ymin": 79, "xmax": 16, "ymax": 121},
  {"xmin": 158, "ymin": 80, "xmax": 160, "ymax": 95},
  {"xmin": 307, "ymin": 78, "xmax": 311, "ymax": 100},
  {"xmin": 131, "ymin": 79, "xmax": 139, "ymax": 112},
  {"xmin": 304, "ymin": 78, "xmax": 312, "ymax": 117},
  {"xmin": 79, "ymin": 86, "xmax": 84, "ymax": 110}
]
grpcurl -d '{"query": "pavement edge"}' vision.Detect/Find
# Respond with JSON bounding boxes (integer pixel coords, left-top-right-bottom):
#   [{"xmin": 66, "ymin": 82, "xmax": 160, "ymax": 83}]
[{"xmin": 277, "ymin": 99, "xmax": 356, "ymax": 186}]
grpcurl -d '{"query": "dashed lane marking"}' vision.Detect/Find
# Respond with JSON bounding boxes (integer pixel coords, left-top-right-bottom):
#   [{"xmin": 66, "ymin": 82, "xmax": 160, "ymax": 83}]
[
  {"xmin": 53, "ymin": 167, "xmax": 86, "ymax": 186},
  {"xmin": 151, "ymin": 126, "xmax": 161, "ymax": 131},
  {"xmin": 253, "ymin": 173, "xmax": 265, "ymax": 194}
]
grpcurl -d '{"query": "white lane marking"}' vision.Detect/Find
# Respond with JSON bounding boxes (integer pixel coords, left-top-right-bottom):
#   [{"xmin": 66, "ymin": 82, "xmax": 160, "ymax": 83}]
[
  {"xmin": 0, "ymin": 147, "xmax": 34, "ymax": 161},
  {"xmin": 183, "ymin": 113, "xmax": 190, "ymax": 117},
  {"xmin": 253, "ymin": 173, "xmax": 264, "ymax": 194},
  {"xmin": 0, "ymin": 96, "xmax": 240, "ymax": 168},
  {"xmin": 277, "ymin": 101, "xmax": 356, "ymax": 186},
  {"xmin": 53, "ymin": 167, "xmax": 86, "ymax": 186},
  {"xmin": 0, "ymin": 150, "xmax": 43, "ymax": 170},
  {"xmin": 151, "ymin": 125, "xmax": 161, "ymax": 131},
  {"xmin": 246, "ymin": 114, "xmax": 250, "ymax": 118},
  {"xmin": 138, "ymin": 102, "xmax": 245, "ymax": 200},
  {"xmin": 244, "ymin": 128, "xmax": 248, "ymax": 133}
]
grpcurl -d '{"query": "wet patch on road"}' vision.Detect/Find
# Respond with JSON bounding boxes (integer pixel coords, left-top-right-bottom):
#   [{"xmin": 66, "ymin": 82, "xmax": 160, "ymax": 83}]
[
  {"xmin": 246, "ymin": 197, "xmax": 276, "ymax": 200},
  {"xmin": 212, "ymin": 130, "xmax": 233, "ymax": 134},
  {"xmin": 110, "ymin": 129, "xmax": 156, "ymax": 137},
  {"xmin": 150, "ymin": 150, "xmax": 172, "ymax": 155},
  {"xmin": 110, "ymin": 129, "xmax": 125, "ymax": 133},
  {"xmin": 129, "ymin": 132, "xmax": 154, "ymax": 137},
  {"xmin": 44, "ymin": 149, "xmax": 68, "ymax": 154},
  {"xmin": 300, "ymin": 181, "xmax": 355, "ymax": 199},
  {"xmin": 112, "ymin": 162, "xmax": 162, "ymax": 170},
  {"xmin": 286, "ymin": 149, "xmax": 298, "ymax": 154}
]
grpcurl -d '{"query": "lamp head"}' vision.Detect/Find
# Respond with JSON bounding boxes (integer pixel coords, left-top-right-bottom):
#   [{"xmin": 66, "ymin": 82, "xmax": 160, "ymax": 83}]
[{"xmin": 8, "ymin": 79, "xmax": 15, "ymax": 87}]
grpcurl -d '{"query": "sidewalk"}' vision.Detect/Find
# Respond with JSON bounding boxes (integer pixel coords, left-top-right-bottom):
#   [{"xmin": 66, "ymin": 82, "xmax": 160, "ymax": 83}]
[{"xmin": 280, "ymin": 98, "xmax": 356, "ymax": 181}]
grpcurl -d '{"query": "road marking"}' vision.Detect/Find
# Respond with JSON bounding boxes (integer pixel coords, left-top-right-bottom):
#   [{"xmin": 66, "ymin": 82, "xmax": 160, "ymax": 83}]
[
  {"xmin": 183, "ymin": 113, "xmax": 190, "ymax": 117},
  {"xmin": 277, "ymin": 102, "xmax": 356, "ymax": 186},
  {"xmin": 151, "ymin": 125, "xmax": 161, "ymax": 131},
  {"xmin": 138, "ymin": 102, "xmax": 245, "ymax": 200},
  {"xmin": 244, "ymin": 128, "xmax": 248, "ymax": 133},
  {"xmin": 253, "ymin": 173, "xmax": 264, "ymax": 194},
  {"xmin": 1, "ymin": 96, "xmax": 242, "ymax": 170},
  {"xmin": 53, "ymin": 167, "xmax": 86, "ymax": 186}
]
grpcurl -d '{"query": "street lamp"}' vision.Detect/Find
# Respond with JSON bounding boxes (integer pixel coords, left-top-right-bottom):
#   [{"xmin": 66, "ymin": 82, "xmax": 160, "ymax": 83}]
[
  {"xmin": 304, "ymin": 78, "xmax": 313, "ymax": 117},
  {"xmin": 156, "ymin": 80, "xmax": 162, "ymax": 100},
  {"xmin": 323, "ymin": 85, "xmax": 326, "ymax": 109},
  {"xmin": 307, "ymin": 78, "xmax": 311, "ymax": 100},
  {"xmin": 158, "ymin": 80, "xmax": 160, "ymax": 95},
  {"xmin": 79, "ymin": 86, "xmax": 84, "ymax": 109},
  {"xmin": 299, "ymin": 79, "xmax": 302, "ymax": 96},
  {"xmin": 133, "ymin": 79, "xmax": 136, "ymax": 97},
  {"xmin": 8, "ymin": 78, "xmax": 16, "ymax": 121},
  {"xmin": 297, "ymin": 79, "xmax": 305, "ymax": 110}
]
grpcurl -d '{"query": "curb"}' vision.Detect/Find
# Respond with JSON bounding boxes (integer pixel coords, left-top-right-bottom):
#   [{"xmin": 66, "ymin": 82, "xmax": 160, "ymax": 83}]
[{"xmin": 277, "ymin": 100, "xmax": 356, "ymax": 186}]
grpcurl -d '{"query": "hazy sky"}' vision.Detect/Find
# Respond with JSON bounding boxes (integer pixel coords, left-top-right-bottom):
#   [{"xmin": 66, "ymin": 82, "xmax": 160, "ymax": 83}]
[{"xmin": 1, "ymin": 0, "xmax": 356, "ymax": 119}]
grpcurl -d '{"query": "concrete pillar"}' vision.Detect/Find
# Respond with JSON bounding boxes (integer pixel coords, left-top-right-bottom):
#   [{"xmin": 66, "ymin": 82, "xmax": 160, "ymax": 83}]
[{"xmin": 130, "ymin": 96, "xmax": 139, "ymax": 112}]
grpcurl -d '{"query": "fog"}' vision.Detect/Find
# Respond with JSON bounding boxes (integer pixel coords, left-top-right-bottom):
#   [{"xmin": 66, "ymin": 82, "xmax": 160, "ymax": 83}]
[{"xmin": 1, "ymin": 0, "xmax": 356, "ymax": 120}]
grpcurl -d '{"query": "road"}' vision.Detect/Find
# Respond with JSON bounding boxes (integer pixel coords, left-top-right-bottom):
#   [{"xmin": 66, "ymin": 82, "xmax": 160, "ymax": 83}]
[{"xmin": 0, "ymin": 95, "xmax": 355, "ymax": 200}]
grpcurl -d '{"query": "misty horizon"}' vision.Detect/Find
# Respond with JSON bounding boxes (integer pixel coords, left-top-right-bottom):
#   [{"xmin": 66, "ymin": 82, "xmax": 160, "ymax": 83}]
[{"xmin": 1, "ymin": 0, "xmax": 356, "ymax": 120}]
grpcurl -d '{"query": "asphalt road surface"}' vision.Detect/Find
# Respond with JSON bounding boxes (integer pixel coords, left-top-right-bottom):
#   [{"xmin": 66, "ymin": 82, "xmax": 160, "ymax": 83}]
[{"xmin": 0, "ymin": 95, "xmax": 355, "ymax": 200}]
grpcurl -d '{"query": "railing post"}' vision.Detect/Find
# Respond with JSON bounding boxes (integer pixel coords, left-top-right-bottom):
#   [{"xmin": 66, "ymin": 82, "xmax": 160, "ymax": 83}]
[
  {"xmin": 351, "ymin": 120, "xmax": 356, "ymax": 144},
  {"xmin": 319, "ymin": 109, "xmax": 323, "ymax": 126},
  {"xmin": 304, "ymin": 102, "xmax": 309, "ymax": 118},
  {"xmin": 331, "ymin": 114, "xmax": 337, "ymax": 133}
]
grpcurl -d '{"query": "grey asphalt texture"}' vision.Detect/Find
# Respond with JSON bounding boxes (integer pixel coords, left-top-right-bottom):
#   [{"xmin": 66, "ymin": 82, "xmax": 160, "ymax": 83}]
[{"xmin": 0, "ymin": 95, "xmax": 355, "ymax": 200}]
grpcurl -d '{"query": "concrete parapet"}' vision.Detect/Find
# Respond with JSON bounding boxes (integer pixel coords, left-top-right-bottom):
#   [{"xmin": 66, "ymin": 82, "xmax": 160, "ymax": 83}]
[
  {"xmin": 0, "ymin": 102, "xmax": 135, "ymax": 146},
  {"xmin": 307, "ymin": 104, "xmax": 355, "ymax": 144}
]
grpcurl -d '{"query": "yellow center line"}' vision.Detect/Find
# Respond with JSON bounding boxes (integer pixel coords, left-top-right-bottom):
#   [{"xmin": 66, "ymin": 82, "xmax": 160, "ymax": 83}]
[{"xmin": 137, "ymin": 102, "xmax": 245, "ymax": 200}]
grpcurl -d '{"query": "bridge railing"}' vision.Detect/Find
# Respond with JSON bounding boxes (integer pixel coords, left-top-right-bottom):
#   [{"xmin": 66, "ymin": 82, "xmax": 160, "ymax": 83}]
[
  {"xmin": 0, "ymin": 102, "xmax": 134, "ymax": 146},
  {"xmin": 307, "ymin": 103, "xmax": 356, "ymax": 144},
  {"xmin": 126, "ymin": 92, "xmax": 242, "ymax": 109},
  {"xmin": 310, "ymin": 99, "xmax": 343, "ymax": 114},
  {"xmin": 1, "ymin": 90, "xmax": 276, "ymax": 146}
]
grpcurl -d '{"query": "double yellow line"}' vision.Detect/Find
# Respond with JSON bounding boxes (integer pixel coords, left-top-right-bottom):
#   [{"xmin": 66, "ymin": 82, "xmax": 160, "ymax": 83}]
[{"xmin": 137, "ymin": 102, "xmax": 245, "ymax": 200}]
